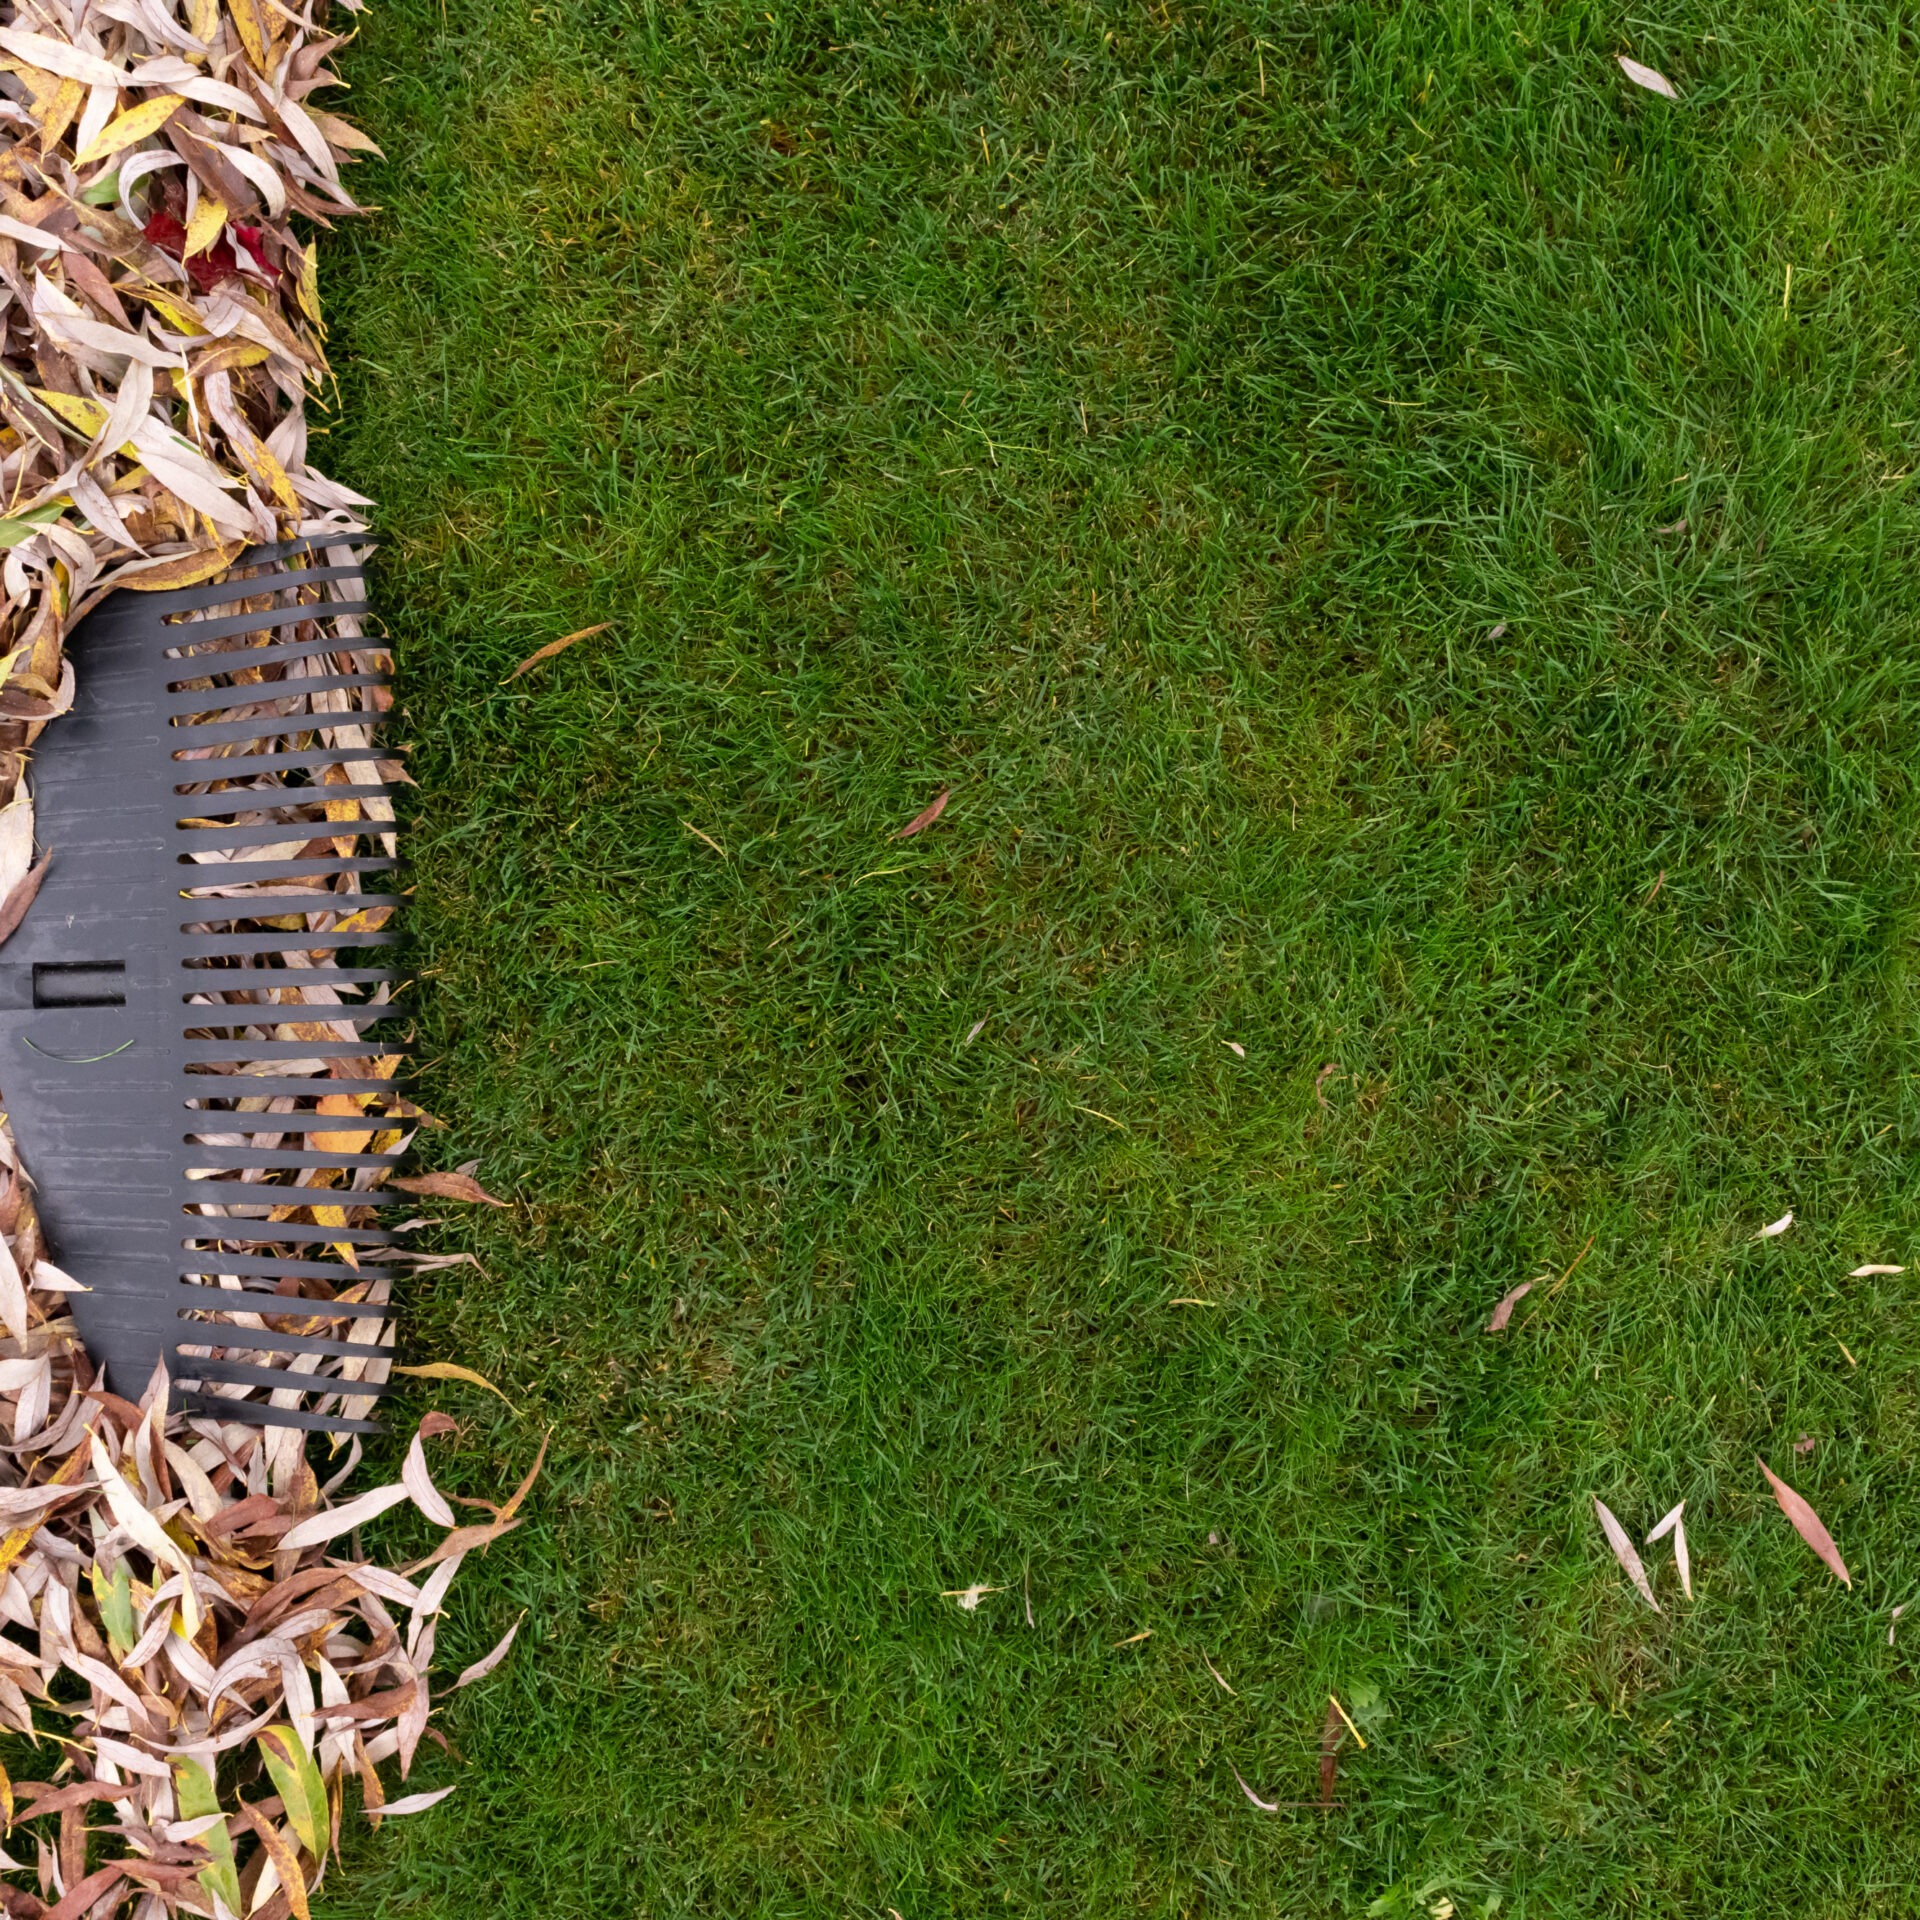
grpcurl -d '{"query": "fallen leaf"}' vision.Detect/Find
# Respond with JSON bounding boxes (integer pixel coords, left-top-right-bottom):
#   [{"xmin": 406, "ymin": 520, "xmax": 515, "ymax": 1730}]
[
  {"xmin": 1654, "ymin": 517, "xmax": 1688, "ymax": 535},
  {"xmin": 1646, "ymin": 1499, "xmax": 1684, "ymax": 1544},
  {"xmin": 1484, "ymin": 1279, "xmax": 1534, "ymax": 1333},
  {"xmin": 1758, "ymin": 1211, "xmax": 1794, "ymax": 1238},
  {"xmin": 454, "ymin": 1613, "xmax": 524, "ymax": 1689},
  {"xmin": 503, "ymin": 622, "xmax": 610, "ymax": 681},
  {"xmin": 1224, "ymin": 1040, "xmax": 1246, "ymax": 1058},
  {"xmin": 1594, "ymin": 1497, "xmax": 1660, "ymax": 1610},
  {"xmin": 1891, "ymin": 1603, "xmax": 1906, "ymax": 1647},
  {"xmin": 964, "ymin": 1017, "xmax": 988, "ymax": 1044},
  {"xmin": 368, "ymin": 1786, "xmax": 458, "ymax": 1819},
  {"xmin": 940, "ymin": 1583, "xmax": 1002, "ymax": 1612},
  {"xmin": 1319, "ymin": 1698, "xmax": 1342, "ymax": 1806},
  {"xmin": 1837, "ymin": 1339, "xmax": 1858, "ymax": 1367},
  {"xmin": 1231, "ymin": 1763, "xmax": 1279, "ymax": 1813},
  {"xmin": 1758, "ymin": 1457, "xmax": 1850, "ymax": 1586},
  {"xmin": 392, "ymin": 1362, "xmax": 517, "ymax": 1411},
  {"xmin": 1851, "ymin": 1264, "xmax": 1903, "ymax": 1277},
  {"xmin": 1794, "ymin": 1433, "xmax": 1815, "ymax": 1455},
  {"xmin": 1112, "ymin": 1629, "xmax": 1153, "ymax": 1647},
  {"xmin": 1202, "ymin": 1651, "xmax": 1235, "ymax": 1694},
  {"xmin": 895, "ymin": 788, "xmax": 951, "ymax": 838},
  {"xmin": 682, "ymin": 821, "xmax": 727, "ymax": 859},
  {"xmin": 1617, "ymin": 53, "xmax": 1679, "ymax": 98},
  {"xmin": 386, "ymin": 1169, "xmax": 508, "ymax": 1207},
  {"xmin": 1673, "ymin": 1514, "xmax": 1692, "ymax": 1600},
  {"xmin": 1487, "ymin": 623, "xmax": 1508, "ymax": 640},
  {"xmin": 0, "ymin": 855, "xmax": 49, "ymax": 950},
  {"xmin": 1313, "ymin": 1062, "xmax": 1338, "ymax": 1108}
]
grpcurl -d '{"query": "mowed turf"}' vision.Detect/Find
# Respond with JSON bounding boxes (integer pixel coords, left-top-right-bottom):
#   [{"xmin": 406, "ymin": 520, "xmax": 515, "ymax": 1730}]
[{"xmin": 319, "ymin": 2, "xmax": 1920, "ymax": 1913}]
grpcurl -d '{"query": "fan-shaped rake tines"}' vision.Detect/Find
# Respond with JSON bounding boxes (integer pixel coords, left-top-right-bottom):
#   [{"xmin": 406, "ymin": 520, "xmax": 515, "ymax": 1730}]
[{"xmin": 0, "ymin": 534, "xmax": 418, "ymax": 1431}]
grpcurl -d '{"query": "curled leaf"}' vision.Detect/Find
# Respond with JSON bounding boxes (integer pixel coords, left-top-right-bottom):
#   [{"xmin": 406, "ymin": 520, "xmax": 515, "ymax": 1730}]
[
  {"xmin": 1484, "ymin": 1279, "xmax": 1534, "ymax": 1333},
  {"xmin": 1757, "ymin": 1211, "xmax": 1794, "ymax": 1238},
  {"xmin": 504, "ymin": 623, "xmax": 610, "ymax": 681},
  {"xmin": 1230, "ymin": 1763, "xmax": 1278, "ymax": 1812},
  {"xmin": 391, "ymin": 1361, "xmax": 517, "ymax": 1410}
]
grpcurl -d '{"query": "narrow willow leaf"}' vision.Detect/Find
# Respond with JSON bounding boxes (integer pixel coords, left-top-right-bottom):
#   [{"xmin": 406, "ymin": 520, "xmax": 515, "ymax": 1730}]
[
  {"xmin": 257, "ymin": 1726, "xmax": 328, "ymax": 1859},
  {"xmin": 72, "ymin": 92, "xmax": 183, "ymax": 165},
  {"xmin": 1593, "ymin": 1497, "xmax": 1660, "ymax": 1610},
  {"xmin": 1484, "ymin": 1279, "xmax": 1533, "ymax": 1333},
  {"xmin": 453, "ymin": 1614, "xmax": 523, "ymax": 1689},
  {"xmin": 386, "ymin": 1169, "xmax": 507, "ymax": 1207},
  {"xmin": 504, "ymin": 622, "xmax": 610, "ymax": 681},
  {"xmin": 1616, "ymin": 54, "xmax": 1678, "ymax": 98},
  {"xmin": 367, "ymin": 1785, "xmax": 457, "ymax": 1819},
  {"xmin": 172, "ymin": 1758, "xmax": 241, "ymax": 1918},
  {"xmin": 1673, "ymin": 1515, "xmax": 1692, "ymax": 1600},
  {"xmin": 1230, "ymin": 1764, "xmax": 1278, "ymax": 1812},
  {"xmin": 1757, "ymin": 1458, "xmax": 1850, "ymax": 1586},
  {"xmin": 1757, "ymin": 1211, "xmax": 1794, "ymax": 1238},
  {"xmin": 1646, "ymin": 1500, "xmax": 1684, "ymax": 1545},
  {"xmin": 1850, "ymin": 1264, "xmax": 1903, "ymax": 1277},
  {"xmin": 391, "ymin": 1361, "xmax": 517, "ymax": 1409},
  {"xmin": 894, "ymin": 788, "xmax": 951, "ymax": 838}
]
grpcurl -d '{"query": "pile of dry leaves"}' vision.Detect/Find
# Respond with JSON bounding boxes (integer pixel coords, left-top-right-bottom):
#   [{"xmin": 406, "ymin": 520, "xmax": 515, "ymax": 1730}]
[{"xmin": 0, "ymin": 0, "xmax": 527, "ymax": 1912}]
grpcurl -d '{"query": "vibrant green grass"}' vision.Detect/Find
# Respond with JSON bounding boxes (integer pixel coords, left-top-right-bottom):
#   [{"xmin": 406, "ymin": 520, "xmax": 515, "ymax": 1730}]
[{"xmin": 319, "ymin": 1, "xmax": 1920, "ymax": 1912}]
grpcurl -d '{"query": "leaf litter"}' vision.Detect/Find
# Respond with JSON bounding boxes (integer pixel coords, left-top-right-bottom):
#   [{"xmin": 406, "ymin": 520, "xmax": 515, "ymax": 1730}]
[
  {"xmin": 894, "ymin": 788, "xmax": 951, "ymax": 838},
  {"xmin": 0, "ymin": 0, "xmax": 554, "ymax": 1911}
]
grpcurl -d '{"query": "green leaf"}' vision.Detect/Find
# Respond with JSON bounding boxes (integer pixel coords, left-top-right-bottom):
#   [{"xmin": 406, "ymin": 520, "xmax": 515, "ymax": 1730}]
[
  {"xmin": 89, "ymin": 1561, "xmax": 135, "ymax": 1659},
  {"xmin": 78, "ymin": 168, "xmax": 119, "ymax": 206},
  {"xmin": 171, "ymin": 1756, "xmax": 241, "ymax": 1918},
  {"xmin": 0, "ymin": 505, "xmax": 66, "ymax": 550},
  {"xmin": 256, "ymin": 1726, "xmax": 328, "ymax": 1859}
]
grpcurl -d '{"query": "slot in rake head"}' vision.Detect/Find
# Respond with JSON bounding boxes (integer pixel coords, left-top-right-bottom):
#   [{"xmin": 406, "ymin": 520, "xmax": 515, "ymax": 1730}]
[{"xmin": 0, "ymin": 535, "xmax": 408, "ymax": 1431}]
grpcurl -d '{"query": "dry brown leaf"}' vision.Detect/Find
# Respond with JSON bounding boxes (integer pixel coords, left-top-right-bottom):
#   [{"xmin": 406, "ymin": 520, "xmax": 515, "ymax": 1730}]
[
  {"xmin": 1593, "ymin": 1497, "xmax": 1660, "ymax": 1610},
  {"xmin": 386, "ymin": 1170, "xmax": 509, "ymax": 1207},
  {"xmin": 503, "ymin": 623, "xmax": 611, "ymax": 682},
  {"xmin": 894, "ymin": 788, "xmax": 951, "ymax": 838},
  {"xmin": 1484, "ymin": 1279, "xmax": 1534, "ymax": 1333},
  {"xmin": 1758, "ymin": 1457, "xmax": 1851, "ymax": 1586}
]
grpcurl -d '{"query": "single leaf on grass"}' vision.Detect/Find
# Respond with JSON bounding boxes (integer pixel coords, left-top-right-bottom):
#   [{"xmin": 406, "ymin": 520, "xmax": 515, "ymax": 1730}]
[
  {"xmin": 1646, "ymin": 1500, "xmax": 1684, "ymax": 1545},
  {"xmin": 894, "ymin": 788, "xmax": 950, "ymax": 838},
  {"xmin": 1890, "ymin": 1603, "xmax": 1906, "ymax": 1646},
  {"xmin": 1851, "ymin": 1264, "xmax": 1903, "ymax": 1277},
  {"xmin": 1593, "ymin": 1498, "xmax": 1660, "ymax": 1610},
  {"xmin": 1616, "ymin": 54, "xmax": 1678, "ymax": 98},
  {"xmin": 503, "ymin": 623, "xmax": 609, "ymax": 681},
  {"xmin": 1673, "ymin": 1515, "xmax": 1692, "ymax": 1600},
  {"xmin": 172, "ymin": 1759, "xmax": 240, "ymax": 1920},
  {"xmin": 369, "ymin": 1786, "xmax": 457, "ymax": 1819},
  {"xmin": 391, "ymin": 1362, "xmax": 516, "ymax": 1410},
  {"xmin": 1231, "ymin": 1763, "xmax": 1278, "ymax": 1812},
  {"xmin": 964, "ymin": 1016, "xmax": 988, "ymax": 1044},
  {"xmin": 1485, "ymin": 1279, "xmax": 1533, "ymax": 1333},
  {"xmin": 386, "ymin": 1169, "xmax": 507, "ymax": 1206},
  {"xmin": 1223, "ymin": 1040, "xmax": 1246, "ymax": 1058},
  {"xmin": 1758, "ymin": 1457, "xmax": 1850, "ymax": 1586},
  {"xmin": 1757, "ymin": 1210, "xmax": 1794, "ymax": 1238},
  {"xmin": 454, "ymin": 1613, "xmax": 524, "ymax": 1689},
  {"xmin": 257, "ymin": 1726, "xmax": 328, "ymax": 1859}
]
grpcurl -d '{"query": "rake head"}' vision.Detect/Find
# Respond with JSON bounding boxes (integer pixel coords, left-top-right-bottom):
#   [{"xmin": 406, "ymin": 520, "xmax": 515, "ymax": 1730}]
[{"xmin": 0, "ymin": 535, "xmax": 409, "ymax": 1432}]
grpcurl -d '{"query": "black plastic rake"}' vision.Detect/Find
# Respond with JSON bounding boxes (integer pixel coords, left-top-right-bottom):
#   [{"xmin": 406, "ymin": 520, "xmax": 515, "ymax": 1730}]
[{"xmin": 0, "ymin": 534, "xmax": 409, "ymax": 1432}]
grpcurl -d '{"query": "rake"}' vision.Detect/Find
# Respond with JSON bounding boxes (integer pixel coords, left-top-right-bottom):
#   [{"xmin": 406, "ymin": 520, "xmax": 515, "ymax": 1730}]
[{"xmin": 0, "ymin": 533, "xmax": 411, "ymax": 1432}]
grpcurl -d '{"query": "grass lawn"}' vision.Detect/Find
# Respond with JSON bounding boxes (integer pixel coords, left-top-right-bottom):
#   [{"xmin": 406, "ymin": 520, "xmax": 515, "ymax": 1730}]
[{"xmin": 319, "ymin": 1, "xmax": 1920, "ymax": 1912}]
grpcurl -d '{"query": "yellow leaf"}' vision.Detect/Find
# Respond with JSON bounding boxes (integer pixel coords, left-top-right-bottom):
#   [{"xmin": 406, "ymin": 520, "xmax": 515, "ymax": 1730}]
[
  {"xmin": 188, "ymin": 0, "xmax": 220, "ymax": 47},
  {"xmin": 39, "ymin": 76, "xmax": 82, "ymax": 150},
  {"xmin": 74, "ymin": 93, "xmax": 184, "ymax": 168},
  {"xmin": 296, "ymin": 242, "xmax": 321, "ymax": 329},
  {"xmin": 30, "ymin": 388, "xmax": 105, "ymax": 438},
  {"xmin": 237, "ymin": 434, "xmax": 298, "ymax": 511},
  {"xmin": 139, "ymin": 288, "xmax": 208, "ymax": 336},
  {"xmin": 121, "ymin": 540, "xmax": 246, "ymax": 590},
  {"xmin": 226, "ymin": 0, "xmax": 272, "ymax": 72},
  {"xmin": 392, "ymin": 1361, "xmax": 518, "ymax": 1411},
  {"xmin": 309, "ymin": 1201, "xmax": 358, "ymax": 1270},
  {"xmin": 190, "ymin": 337, "xmax": 270, "ymax": 377},
  {"xmin": 184, "ymin": 193, "xmax": 226, "ymax": 260},
  {"xmin": 313, "ymin": 1091, "xmax": 374, "ymax": 1155}
]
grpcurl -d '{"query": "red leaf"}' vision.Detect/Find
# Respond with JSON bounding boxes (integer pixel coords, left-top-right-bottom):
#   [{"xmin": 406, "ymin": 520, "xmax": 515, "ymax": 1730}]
[
  {"xmin": 1758, "ymin": 1457, "xmax": 1851, "ymax": 1586},
  {"xmin": 894, "ymin": 788, "xmax": 951, "ymax": 838}
]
